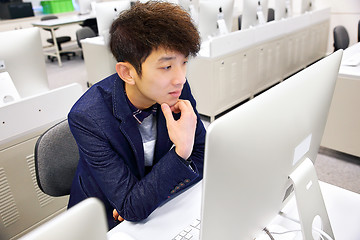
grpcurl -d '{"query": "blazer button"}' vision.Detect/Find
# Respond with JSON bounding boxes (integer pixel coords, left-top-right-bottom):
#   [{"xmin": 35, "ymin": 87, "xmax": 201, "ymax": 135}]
[{"xmin": 184, "ymin": 179, "xmax": 190, "ymax": 183}]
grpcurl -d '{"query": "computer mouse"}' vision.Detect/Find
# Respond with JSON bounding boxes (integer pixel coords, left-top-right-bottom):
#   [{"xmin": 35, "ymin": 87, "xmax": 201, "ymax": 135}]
[{"xmin": 108, "ymin": 232, "xmax": 136, "ymax": 240}]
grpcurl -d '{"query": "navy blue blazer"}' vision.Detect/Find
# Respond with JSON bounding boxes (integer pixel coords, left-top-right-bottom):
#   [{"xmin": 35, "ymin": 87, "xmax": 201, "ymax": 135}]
[{"xmin": 67, "ymin": 73, "xmax": 206, "ymax": 229}]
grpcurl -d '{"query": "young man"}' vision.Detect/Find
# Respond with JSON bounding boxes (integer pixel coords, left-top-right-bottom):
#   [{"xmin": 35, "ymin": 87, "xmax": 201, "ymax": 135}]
[{"xmin": 67, "ymin": 1, "xmax": 206, "ymax": 230}]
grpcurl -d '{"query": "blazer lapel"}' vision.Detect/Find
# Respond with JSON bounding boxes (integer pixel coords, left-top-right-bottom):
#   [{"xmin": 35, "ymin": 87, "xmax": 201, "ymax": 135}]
[{"xmin": 112, "ymin": 76, "xmax": 145, "ymax": 177}]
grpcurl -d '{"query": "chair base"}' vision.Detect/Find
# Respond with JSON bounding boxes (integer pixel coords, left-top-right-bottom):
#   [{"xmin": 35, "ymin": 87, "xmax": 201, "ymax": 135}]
[{"xmin": 47, "ymin": 51, "xmax": 76, "ymax": 62}]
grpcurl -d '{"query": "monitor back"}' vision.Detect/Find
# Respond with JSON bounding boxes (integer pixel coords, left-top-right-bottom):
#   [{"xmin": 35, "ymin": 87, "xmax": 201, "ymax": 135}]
[
  {"xmin": 200, "ymin": 50, "xmax": 342, "ymax": 240},
  {"xmin": 19, "ymin": 198, "xmax": 108, "ymax": 240},
  {"xmin": 0, "ymin": 27, "xmax": 49, "ymax": 98}
]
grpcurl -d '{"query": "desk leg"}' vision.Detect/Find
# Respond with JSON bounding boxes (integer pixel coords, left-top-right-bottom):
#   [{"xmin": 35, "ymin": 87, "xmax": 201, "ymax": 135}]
[{"xmin": 50, "ymin": 28, "xmax": 62, "ymax": 67}]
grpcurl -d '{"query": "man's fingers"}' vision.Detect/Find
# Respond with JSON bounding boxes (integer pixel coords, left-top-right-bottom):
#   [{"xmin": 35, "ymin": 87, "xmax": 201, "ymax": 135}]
[
  {"xmin": 113, "ymin": 209, "xmax": 119, "ymax": 219},
  {"xmin": 161, "ymin": 103, "xmax": 175, "ymax": 123},
  {"xmin": 113, "ymin": 209, "xmax": 124, "ymax": 222}
]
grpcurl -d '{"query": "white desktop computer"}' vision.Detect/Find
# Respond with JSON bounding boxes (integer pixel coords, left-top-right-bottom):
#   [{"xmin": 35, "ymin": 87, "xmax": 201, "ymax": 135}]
[
  {"xmin": 200, "ymin": 50, "xmax": 342, "ymax": 240},
  {"xmin": 19, "ymin": 198, "xmax": 108, "ymax": 240},
  {"xmin": 95, "ymin": 0, "xmax": 131, "ymax": 43},
  {"xmin": 241, "ymin": 0, "xmax": 269, "ymax": 29},
  {"xmin": 0, "ymin": 27, "xmax": 49, "ymax": 99},
  {"xmin": 198, "ymin": 0, "xmax": 234, "ymax": 41}
]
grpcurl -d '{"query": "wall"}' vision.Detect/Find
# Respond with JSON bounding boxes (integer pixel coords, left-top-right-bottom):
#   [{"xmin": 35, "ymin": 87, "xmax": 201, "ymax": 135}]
[{"xmin": 316, "ymin": 0, "xmax": 360, "ymax": 53}]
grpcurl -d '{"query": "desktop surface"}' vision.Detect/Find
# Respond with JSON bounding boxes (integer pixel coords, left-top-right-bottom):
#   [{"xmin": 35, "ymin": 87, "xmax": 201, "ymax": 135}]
[{"xmin": 108, "ymin": 180, "xmax": 360, "ymax": 240}]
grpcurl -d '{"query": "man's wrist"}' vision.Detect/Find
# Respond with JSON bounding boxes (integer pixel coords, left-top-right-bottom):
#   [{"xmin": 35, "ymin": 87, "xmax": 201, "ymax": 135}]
[{"xmin": 174, "ymin": 148, "xmax": 192, "ymax": 166}]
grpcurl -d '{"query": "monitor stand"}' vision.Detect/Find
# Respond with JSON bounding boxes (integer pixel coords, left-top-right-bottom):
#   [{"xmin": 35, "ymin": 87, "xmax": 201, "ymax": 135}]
[
  {"xmin": 288, "ymin": 158, "xmax": 335, "ymax": 240},
  {"xmin": 216, "ymin": 19, "xmax": 229, "ymax": 36}
]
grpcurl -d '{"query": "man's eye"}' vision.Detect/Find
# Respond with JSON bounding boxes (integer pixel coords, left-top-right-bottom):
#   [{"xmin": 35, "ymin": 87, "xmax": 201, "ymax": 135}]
[
  {"xmin": 184, "ymin": 60, "xmax": 188, "ymax": 64},
  {"xmin": 163, "ymin": 66, "xmax": 171, "ymax": 70}
]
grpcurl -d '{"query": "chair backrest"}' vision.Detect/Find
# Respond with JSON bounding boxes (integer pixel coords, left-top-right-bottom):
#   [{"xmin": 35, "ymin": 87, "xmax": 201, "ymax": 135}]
[
  {"xmin": 333, "ymin": 25, "xmax": 350, "ymax": 51},
  {"xmin": 358, "ymin": 20, "xmax": 360, "ymax": 42},
  {"xmin": 267, "ymin": 8, "xmax": 275, "ymax": 22},
  {"xmin": 34, "ymin": 119, "xmax": 79, "ymax": 197},
  {"xmin": 76, "ymin": 27, "xmax": 97, "ymax": 48},
  {"xmin": 238, "ymin": 14, "xmax": 242, "ymax": 30},
  {"xmin": 41, "ymin": 15, "xmax": 59, "ymax": 32},
  {"xmin": 81, "ymin": 18, "xmax": 99, "ymax": 36}
]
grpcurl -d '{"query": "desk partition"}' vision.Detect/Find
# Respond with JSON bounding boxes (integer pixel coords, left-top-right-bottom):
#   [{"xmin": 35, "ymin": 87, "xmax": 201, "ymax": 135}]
[
  {"xmin": 0, "ymin": 83, "xmax": 83, "ymax": 240},
  {"xmin": 187, "ymin": 8, "xmax": 330, "ymax": 121},
  {"xmin": 80, "ymin": 8, "xmax": 330, "ymax": 121}
]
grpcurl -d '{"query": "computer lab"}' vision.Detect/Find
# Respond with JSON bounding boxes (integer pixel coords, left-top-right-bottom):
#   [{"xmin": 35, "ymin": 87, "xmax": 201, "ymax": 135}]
[{"xmin": 0, "ymin": 0, "xmax": 360, "ymax": 239}]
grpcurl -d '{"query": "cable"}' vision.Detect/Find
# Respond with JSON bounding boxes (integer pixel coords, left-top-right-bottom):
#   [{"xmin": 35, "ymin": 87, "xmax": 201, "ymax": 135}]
[
  {"xmin": 263, "ymin": 227, "xmax": 275, "ymax": 240},
  {"xmin": 269, "ymin": 229, "xmax": 325, "ymax": 240},
  {"xmin": 278, "ymin": 211, "xmax": 334, "ymax": 240}
]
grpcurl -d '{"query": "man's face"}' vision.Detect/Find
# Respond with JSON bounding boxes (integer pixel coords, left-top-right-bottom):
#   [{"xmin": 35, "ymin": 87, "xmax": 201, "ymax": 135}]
[{"xmin": 127, "ymin": 48, "xmax": 188, "ymax": 109}]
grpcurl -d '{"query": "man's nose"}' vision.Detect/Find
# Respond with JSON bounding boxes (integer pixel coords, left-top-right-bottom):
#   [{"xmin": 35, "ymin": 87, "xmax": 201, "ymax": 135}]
[{"xmin": 172, "ymin": 66, "xmax": 186, "ymax": 85}]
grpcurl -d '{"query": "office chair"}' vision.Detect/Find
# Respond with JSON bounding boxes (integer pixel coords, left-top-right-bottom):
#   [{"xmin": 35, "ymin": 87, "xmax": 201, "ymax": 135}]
[
  {"xmin": 41, "ymin": 15, "xmax": 76, "ymax": 62},
  {"xmin": 80, "ymin": 18, "xmax": 99, "ymax": 36},
  {"xmin": 76, "ymin": 27, "xmax": 96, "ymax": 59},
  {"xmin": 238, "ymin": 14, "xmax": 242, "ymax": 30},
  {"xmin": 267, "ymin": 8, "xmax": 275, "ymax": 22},
  {"xmin": 34, "ymin": 119, "xmax": 79, "ymax": 197},
  {"xmin": 333, "ymin": 25, "xmax": 349, "ymax": 51}
]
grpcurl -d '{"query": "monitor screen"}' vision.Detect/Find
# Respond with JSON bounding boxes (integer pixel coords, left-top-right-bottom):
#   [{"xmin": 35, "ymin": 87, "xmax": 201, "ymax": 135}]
[
  {"xmin": 198, "ymin": 0, "xmax": 234, "ymax": 41},
  {"xmin": 95, "ymin": 0, "xmax": 131, "ymax": 38},
  {"xmin": 199, "ymin": 50, "xmax": 342, "ymax": 240},
  {"xmin": 8, "ymin": 2, "xmax": 34, "ymax": 19},
  {"xmin": 0, "ymin": 27, "xmax": 49, "ymax": 99}
]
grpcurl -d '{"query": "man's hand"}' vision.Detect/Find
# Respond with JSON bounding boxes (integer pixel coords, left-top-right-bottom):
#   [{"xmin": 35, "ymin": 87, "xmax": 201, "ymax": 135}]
[
  {"xmin": 161, "ymin": 100, "xmax": 197, "ymax": 160},
  {"xmin": 113, "ymin": 209, "xmax": 124, "ymax": 222}
]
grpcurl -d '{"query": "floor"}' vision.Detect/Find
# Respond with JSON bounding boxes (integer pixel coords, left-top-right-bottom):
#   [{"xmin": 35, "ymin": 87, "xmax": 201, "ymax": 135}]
[{"xmin": 45, "ymin": 54, "xmax": 360, "ymax": 195}]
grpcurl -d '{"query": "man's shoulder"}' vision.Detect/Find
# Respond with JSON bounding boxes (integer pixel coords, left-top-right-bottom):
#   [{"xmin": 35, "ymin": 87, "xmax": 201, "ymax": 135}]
[{"xmin": 70, "ymin": 74, "xmax": 119, "ymax": 114}]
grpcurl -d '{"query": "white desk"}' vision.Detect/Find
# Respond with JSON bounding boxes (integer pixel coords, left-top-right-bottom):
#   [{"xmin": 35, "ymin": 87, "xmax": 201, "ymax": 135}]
[
  {"xmin": 107, "ymin": 181, "xmax": 360, "ymax": 240},
  {"xmin": 321, "ymin": 42, "xmax": 360, "ymax": 157},
  {"xmin": 32, "ymin": 14, "xmax": 95, "ymax": 67}
]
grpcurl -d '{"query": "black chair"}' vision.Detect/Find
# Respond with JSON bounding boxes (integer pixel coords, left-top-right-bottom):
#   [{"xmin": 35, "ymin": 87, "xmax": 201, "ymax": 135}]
[
  {"xmin": 76, "ymin": 27, "xmax": 97, "ymax": 58},
  {"xmin": 333, "ymin": 25, "xmax": 350, "ymax": 51},
  {"xmin": 34, "ymin": 119, "xmax": 79, "ymax": 196},
  {"xmin": 80, "ymin": 18, "xmax": 99, "ymax": 36},
  {"xmin": 238, "ymin": 14, "xmax": 242, "ymax": 30},
  {"xmin": 267, "ymin": 8, "xmax": 275, "ymax": 22},
  {"xmin": 41, "ymin": 15, "xmax": 76, "ymax": 62}
]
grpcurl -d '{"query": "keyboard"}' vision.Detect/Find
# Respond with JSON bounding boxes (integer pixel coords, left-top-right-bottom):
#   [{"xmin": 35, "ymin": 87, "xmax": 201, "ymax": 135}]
[{"xmin": 172, "ymin": 219, "xmax": 201, "ymax": 240}]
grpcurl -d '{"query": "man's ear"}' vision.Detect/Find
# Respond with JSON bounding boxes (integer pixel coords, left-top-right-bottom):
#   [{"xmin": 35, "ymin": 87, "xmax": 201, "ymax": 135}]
[{"xmin": 116, "ymin": 62, "xmax": 136, "ymax": 85}]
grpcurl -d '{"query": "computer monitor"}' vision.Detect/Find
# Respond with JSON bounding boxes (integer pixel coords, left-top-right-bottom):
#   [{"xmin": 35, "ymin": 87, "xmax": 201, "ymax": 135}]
[
  {"xmin": 8, "ymin": 2, "xmax": 34, "ymax": 19},
  {"xmin": 0, "ymin": 27, "xmax": 49, "ymax": 99},
  {"xmin": 199, "ymin": 50, "xmax": 342, "ymax": 240},
  {"xmin": 301, "ymin": 0, "xmax": 314, "ymax": 13},
  {"xmin": 198, "ymin": 0, "xmax": 234, "ymax": 41},
  {"xmin": 95, "ymin": 0, "xmax": 131, "ymax": 39},
  {"xmin": 78, "ymin": 0, "xmax": 97, "ymax": 14},
  {"xmin": 178, "ymin": 0, "xmax": 200, "ymax": 24},
  {"xmin": 241, "ymin": 0, "xmax": 268, "ymax": 29},
  {"xmin": 274, "ymin": 0, "xmax": 292, "ymax": 20},
  {"xmin": 19, "ymin": 198, "xmax": 108, "ymax": 240}
]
